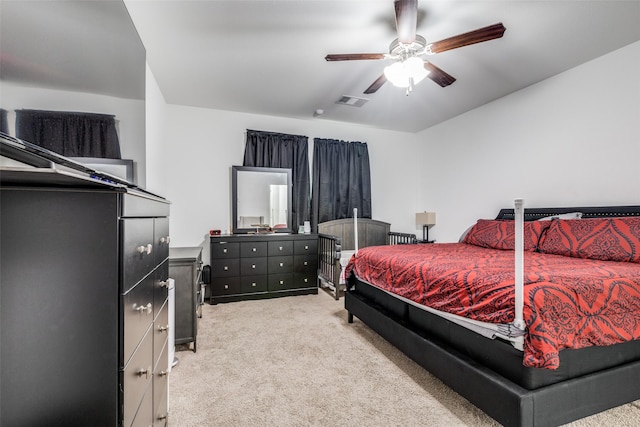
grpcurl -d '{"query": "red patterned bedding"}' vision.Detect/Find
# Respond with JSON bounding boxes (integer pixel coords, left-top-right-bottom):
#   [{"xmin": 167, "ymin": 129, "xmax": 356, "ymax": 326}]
[{"xmin": 345, "ymin": 243, "xmax": 640, "ymax": 369}]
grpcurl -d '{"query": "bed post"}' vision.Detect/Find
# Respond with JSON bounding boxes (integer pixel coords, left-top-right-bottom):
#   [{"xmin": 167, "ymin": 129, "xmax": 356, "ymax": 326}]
[
  {"xmin": 353, "ymin": 208, "xmax": 358, "ymax": 255},
  {"xmin": 514, "ymin": 198, "xmax": 526, "ymax": 332}
]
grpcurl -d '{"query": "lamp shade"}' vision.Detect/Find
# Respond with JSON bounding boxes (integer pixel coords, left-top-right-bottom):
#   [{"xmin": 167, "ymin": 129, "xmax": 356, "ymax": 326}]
[
  {"xmin": 416, "ymin": 211, "xmax": 436, "ymax": 226},
  {"xmin": 384, "ymin": 57, "xmax": 429, "ymax": 88}
]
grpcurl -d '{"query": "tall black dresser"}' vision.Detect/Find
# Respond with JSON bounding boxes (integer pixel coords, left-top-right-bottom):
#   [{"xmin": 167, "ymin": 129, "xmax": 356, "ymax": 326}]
[{"xmin": 1, "ymin": 138, "xmax": 171, "ymax": 426}]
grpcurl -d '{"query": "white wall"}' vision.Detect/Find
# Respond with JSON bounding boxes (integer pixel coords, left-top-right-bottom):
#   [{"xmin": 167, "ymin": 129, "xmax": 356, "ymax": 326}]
[
  {"xmin": 144, "ymin": 64, "xmax": 169, "ymax": 196},
  {"xmin": 1, "ymin": 82, "xmax": 146, "ymax": 186},
  {"xmin": 418, "ymin": 41, "xmax": 640, "ymax": 243},
  {"xmin": 160, "ymin": 107, "xmax": 422, "ymax": 247}
]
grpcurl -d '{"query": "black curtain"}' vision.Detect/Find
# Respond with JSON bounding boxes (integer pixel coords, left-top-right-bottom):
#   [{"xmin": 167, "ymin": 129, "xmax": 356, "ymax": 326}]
[
  {"xmin": 15, "ymin": 109, "xmax": 121, "ymax": 158},
  {"xmin": 311, "ymin": 138, "xmax": 372, "ymax": 231},
  {"xmin": 0, "ymin": 109, "xmax": 8, "ymax": 134},
  {"xmin": 243, "ymin": 129, "xmax": 310, "ymax": 231}
]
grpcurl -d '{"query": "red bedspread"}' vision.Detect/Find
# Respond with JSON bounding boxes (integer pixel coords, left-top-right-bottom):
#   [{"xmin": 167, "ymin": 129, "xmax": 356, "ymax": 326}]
[{"xmin": 345, "ymin": 243, "xmax": 640, "ymax": 369}]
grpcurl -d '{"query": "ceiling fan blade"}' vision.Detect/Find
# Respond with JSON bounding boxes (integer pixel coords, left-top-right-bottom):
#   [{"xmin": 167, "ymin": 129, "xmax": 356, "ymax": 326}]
[
  {"xmin": 394, "ymin": 0, "xmax": 418, "ymax": 44},
  {"xmin": 363, "ymin": 74, "xmax": 387, "ymax": 94},
  {"xmin": 325, "ymin": 53, "xmax": 386, "ymax": 61},
  {"xmin": 424, "ymin": 62, "xmax": 456, "ymax": 87},
  {"xmin": 427, "ymin": 23, "xmax": 506, "ymax": 54}
]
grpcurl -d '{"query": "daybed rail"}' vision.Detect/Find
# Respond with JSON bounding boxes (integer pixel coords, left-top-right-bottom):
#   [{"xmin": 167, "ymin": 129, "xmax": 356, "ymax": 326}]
[{"xmin": 389, "ymin": 231, "xmax": 418, "ymax": 245}]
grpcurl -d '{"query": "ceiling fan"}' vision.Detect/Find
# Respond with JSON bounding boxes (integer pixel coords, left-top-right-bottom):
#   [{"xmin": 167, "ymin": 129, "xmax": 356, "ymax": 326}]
[{"xmin": 325, "ymin": 0, "xmax": 506, "ymax": 95}]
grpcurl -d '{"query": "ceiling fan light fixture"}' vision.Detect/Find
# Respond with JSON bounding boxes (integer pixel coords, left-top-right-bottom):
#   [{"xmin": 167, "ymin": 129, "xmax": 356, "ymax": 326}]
[{"xmin": 383, "ymin": 56, "xmax": 429, "ymax": 88}]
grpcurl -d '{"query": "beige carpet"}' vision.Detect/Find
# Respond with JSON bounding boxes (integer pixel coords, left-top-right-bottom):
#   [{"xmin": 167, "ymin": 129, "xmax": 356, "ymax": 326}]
[{"xmin": 168, "ymin": 291, "xmax": 640, "ymax": 426}]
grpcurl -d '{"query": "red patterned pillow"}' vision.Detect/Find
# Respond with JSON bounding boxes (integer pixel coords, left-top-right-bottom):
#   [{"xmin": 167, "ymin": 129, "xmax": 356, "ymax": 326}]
[
  {"xmin": 538, "ymin": 217, "xmax": 640, "ymax": 263},
  {"xmin": 462, "ymin": 219, "xmax": 551, "ymax": 251}
]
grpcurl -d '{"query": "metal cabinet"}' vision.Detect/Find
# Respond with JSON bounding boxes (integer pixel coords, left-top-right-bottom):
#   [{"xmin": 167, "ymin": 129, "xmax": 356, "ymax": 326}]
[{"xmin": 169, "ymin": 246, "xmax": 203, "ymax": 352}]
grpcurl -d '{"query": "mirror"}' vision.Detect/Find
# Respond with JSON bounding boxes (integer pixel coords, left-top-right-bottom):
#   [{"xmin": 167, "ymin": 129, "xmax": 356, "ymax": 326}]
[
  {"xmin": 232, "ymin": 166, "xmax": 292, "ymax": 234},
  {"xmin": 0, "ymin": 0, "xmax": 146, "ymax": 185}
]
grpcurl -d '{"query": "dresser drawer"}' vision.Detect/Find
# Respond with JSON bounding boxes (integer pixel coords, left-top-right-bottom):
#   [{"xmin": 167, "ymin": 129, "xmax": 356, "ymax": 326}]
[
  {"xmin": 123, "ymin": 326, "xmax": 153, "ymax": 427},
  {"xmin": 240, "ymin": 241, "xmax": 268, "ymax": 258},
  {"xmin": 211, "ymin": 277, "xmax": 241, "ymax": 296},
  {"xmin": 123, "ymin": 275, "xmax": 155, "ymax": 365},
  {"xmin": 153, "ymin": 299, "xmax": 169, "ymax": 365},
  {"xmin": 210, "ymin": 258, "xmax": 240, "ymax": 277},
  {"xmin": 154, "ymin": 217, "xmax": 170, "ymax": 266},
  {"xmin": 131, "ymin": 383, "xmax": 153, "ymax": 427},
  {"xmin": 294, "ymin": 272, "xmax": 316, "ymax": 288},
  {"xmin": 210, "ymin": 241, "xmax": 240, "ymax": 259},
  {"xmin": 241, "ymin": 257, "xmax": 268, "ymax": 275},
  {"xmin": 153, "ymin": 260, "xmax": 169, "ymax": 319},
  {"xmin": 122, "ymin": 218, "xmax": 155, "ymax": 292},
  {"xmin": 240, "ymin": 275, "xmax": 268, "ymax": 293},
  {"xmin": 268, "ymin": 255, "xmax": 293, "ymax": 273},
  {"xmin": 268, "ymin": 273, "xmax": 295, "ymax": 291},
  {"xmin": 294, "ymin": 239, "xmax": 317, "ymax": 255},
  {"xmin": 268, "ymin": 240, "xmax": 293, "ymax": 256},
  {"xmin": 294, "ymin": 254, "xmax": 317, "ymax": 273},
  {"xmin": 152, "ymin": 340, "xmax": 169, "ymax": 426}
]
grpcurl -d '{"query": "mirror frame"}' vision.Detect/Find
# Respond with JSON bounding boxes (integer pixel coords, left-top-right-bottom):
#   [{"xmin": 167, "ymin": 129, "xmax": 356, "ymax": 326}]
[{"xmin": 231, "ymin": 165, "xmax": 293, "ymax": 234}]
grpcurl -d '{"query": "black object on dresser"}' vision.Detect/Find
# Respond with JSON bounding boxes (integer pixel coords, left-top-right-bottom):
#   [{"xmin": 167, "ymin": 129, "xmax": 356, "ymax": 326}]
[
  {"xmin": 209, "ymin": 234, "xmax": 318, "ymax": 304},
  {"xmin": 1, "ymin": 137, "xmax": 171, "ymax": 426},
  {"xmin": 169, "ymin": 246, "xmax": 203, "ymax": 352}
]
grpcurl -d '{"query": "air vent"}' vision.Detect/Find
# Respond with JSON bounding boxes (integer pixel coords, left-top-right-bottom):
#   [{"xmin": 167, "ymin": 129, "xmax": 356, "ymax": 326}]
[{"xmin": 335, "ymin": 95, "xmax": 369, "ymax": 107}]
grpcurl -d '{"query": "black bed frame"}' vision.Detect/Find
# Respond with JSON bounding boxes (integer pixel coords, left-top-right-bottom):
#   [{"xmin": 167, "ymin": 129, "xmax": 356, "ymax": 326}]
[{"xmin": 345, "ymin": 205, "xmax": 640, "ymax": 427}]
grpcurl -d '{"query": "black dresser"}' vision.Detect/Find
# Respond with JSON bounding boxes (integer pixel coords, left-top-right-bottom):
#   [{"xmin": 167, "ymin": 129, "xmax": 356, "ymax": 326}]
[
  {"xmin": 0, "ymin": 137, "xmax": 171, "ymax": 426},
  {"xmin": 169, "ymin": 246, "xmax": 203, "ymax": 352},
  {"xmin": 209, "ymin": 234, "xmax": 318, "ymax": 304}
]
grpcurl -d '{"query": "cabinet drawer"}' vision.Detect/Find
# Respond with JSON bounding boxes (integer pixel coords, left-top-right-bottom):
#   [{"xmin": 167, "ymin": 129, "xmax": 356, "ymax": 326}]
[
  {"xmin": 293, "ymin": 254, "xmax": 317, "ymax": 273},
  {"xmin": 240, "ymin": 275, "xmax": 268, "ymax": 293},
  {"xmin": 210, "ymin": 258, "xmax": 240, "ymax": 277},
  {"xmin": 294, "ymin": 272, "xmax": 317, "ymax": 288},
  {"xmin": 294, "ymin": 239, "xmax": 317, "ymax": 255},
  {"xmin": 123, "ymin": 326, "xmax": 153, "ymax": 427},
  {"xmin": 153, "ymin": 340, "xmax": 169, "ymax": 426},
  {"xmin": 211, "ymin": 277, "xmax": 241, "ymax": 296},
  {"xmin": 154, "ymin": 217, "xmax": 170, "ymax": 266},
  {"xmin": 268, "ymin": 255, "xmax": 293, "ymax": 273},
  {"xmin": 153, "ymin": 260, "xmax": 169, "ymax": 319},
  {"xmin": 210, "ymin": 241, "xmax": 239, "ymax": 259},
  {"xmin": 122, "ymin": 218, "xmax": 155, "ymax": 291},
  {"xmin": 123, "ymin": 275, "xmax": 155, "ymax": 365},
  {"xmin": 268, "ymin": 273, "xmax": 295, "ymax": 291},
  {"xmin": 240, "ymin": 241, "xmax": 268, "ymax": 258},
  {"xmin": 154, "ymin": 300, "xmax": 169, "ymax": 365},
  {"xmin": 268, "ymin": 240, "xmax": 293, "ymax": 256},
  {"xmin": 241, "ymin": 257, "xmax": 268, "ymax": 275}
]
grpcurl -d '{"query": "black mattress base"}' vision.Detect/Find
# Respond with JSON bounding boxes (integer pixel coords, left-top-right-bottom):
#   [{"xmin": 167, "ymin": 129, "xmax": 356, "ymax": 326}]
[{"xmin": 345, "ymin": 290, "xmax": 640, "ymax": 427}]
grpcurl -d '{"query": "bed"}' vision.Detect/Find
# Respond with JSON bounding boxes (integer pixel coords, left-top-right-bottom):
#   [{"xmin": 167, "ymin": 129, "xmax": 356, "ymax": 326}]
[{"xmin": 344, "ymin": 202, "xmax": 640, "ymax": 427}]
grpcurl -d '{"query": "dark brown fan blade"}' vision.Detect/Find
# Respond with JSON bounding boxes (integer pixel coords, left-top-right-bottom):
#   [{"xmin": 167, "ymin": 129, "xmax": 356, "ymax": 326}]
[
  {"xmin": 364, "ymin": 74, "xmax": 387, "ymax": 94},
  {"xmin": 424, "ymin": 62, "xmax": 456, "ymax": 87},
  {"xmin": 325, "ymin": 53, "xmax": 386, "ymax": 61},
  {"xmin": 428, "ymin": 23, "xmax": 506, "ymax": 54},
  {"xmin": 394, "ymin": 0, "xmax": 418, "ymax": 44}
]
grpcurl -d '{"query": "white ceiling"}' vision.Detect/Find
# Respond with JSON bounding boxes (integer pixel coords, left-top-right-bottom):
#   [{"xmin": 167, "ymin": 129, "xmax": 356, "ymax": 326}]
[{"xmin": 124, "ymin": 0, "xmax": 640, "ymax": 133}]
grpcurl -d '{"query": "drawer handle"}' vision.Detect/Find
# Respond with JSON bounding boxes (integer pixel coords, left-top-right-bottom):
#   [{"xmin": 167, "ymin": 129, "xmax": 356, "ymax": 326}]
[
  {"xmin": 136, "ymin": 244, "xmax": 153, "ymax": 255},
  {"xmin": 279, "ymin": 262, "xmax": 283, "ymax": 267},
  {"xmin": 304, "ymin": 245, "xmax": 309, "ymax": 250},
  {"xmin": 304, "ymin": 261, "xmax": 308, "ymax": 266},
  {"xmin": 158, "ymin": 414, "xmax": 168, "ymax": 421},
  {"xmin": 158, "ymin": 370, "xmax": 169, "ymax": 377},
  {"xmin": 304, "ymin": 278, "xmax": 308, "ymax": 283},
  {"xmin": 279, "ymin": 246, "xmax": 283, "ymax": 251},
  {"xmin": 134, "ymin": 302, "xmax": 152, "ymax": 315},
  {"xmin": 160, "ymin": 236, "xmax": 171, "ymax": 245},
  {"xmin": 251, "ymin": 264, "xmax": 256, "ymax": 269},
  {"xmin": 224, "ymin": 284, "xmax": 229, "ymax": 289},
  {"xmin": 159, "ymin": 280, "xmax": 169, "ymax": 288},
  {"xmin": 158, "ymin": 325, "xmax": 169, "ymax": 332},
  {"xmin": 136, "ymin": 367, "xmax": 151, "ymax": 379},
  {"xmin": 279, "ymin": 280, "xmax": 284, "ymax": 285},
  {"xmin": 223, "ymin": 248, "xmax": 227, "ymax": 253},
  {"xmin": 252, "ymin": 247, "xmax": 257, "ymax": 252},
  {"xmin": 251, "ymin": 282, "xmax": 257, "ymax": 287},
  {"xmin": 223, "ymin": 266, "xmax": 228, "ymax": 271}
]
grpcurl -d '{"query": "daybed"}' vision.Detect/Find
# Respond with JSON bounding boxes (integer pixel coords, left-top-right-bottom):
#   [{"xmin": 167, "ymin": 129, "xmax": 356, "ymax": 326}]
[
  {"xmin": 344, "ymin": 203, "xmax": 640, "ymax": 427},
  {"xmin": 317, "ymin": 215, "xmax": 417, "ymax": 299}
]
